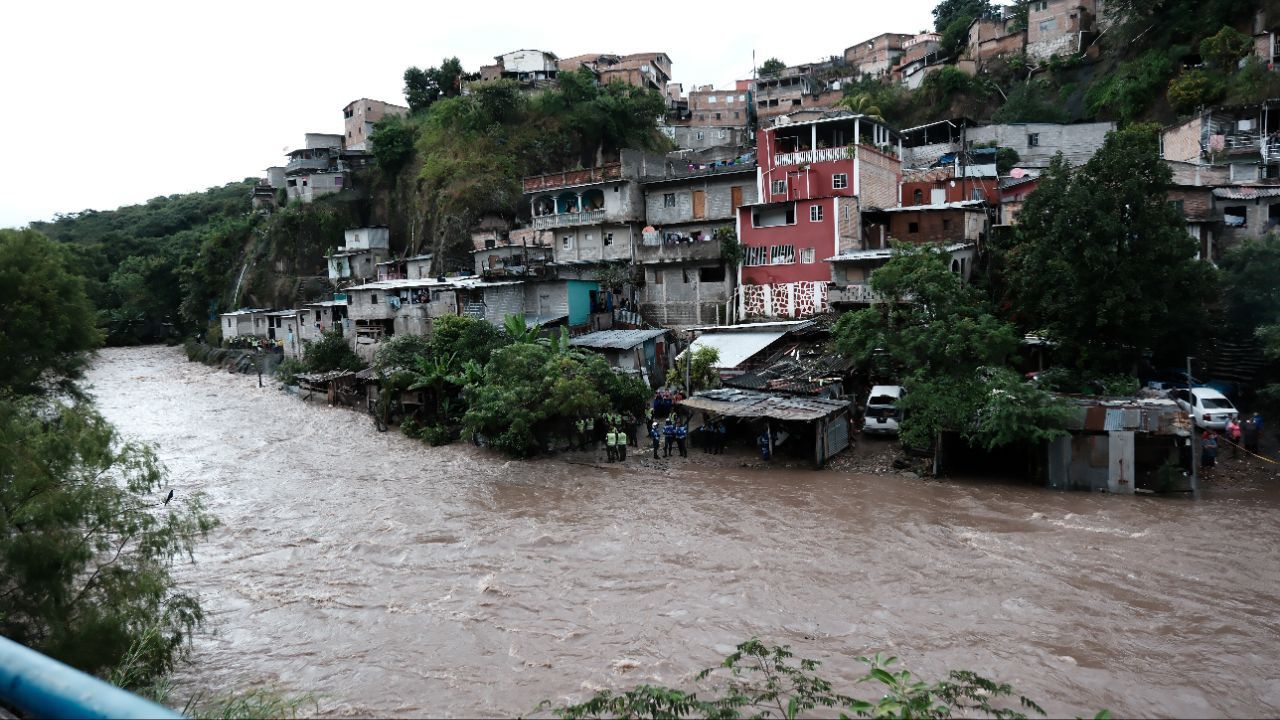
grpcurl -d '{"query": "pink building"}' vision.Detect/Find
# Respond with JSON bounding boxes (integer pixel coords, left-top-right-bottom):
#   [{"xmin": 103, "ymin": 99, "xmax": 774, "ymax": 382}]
[{"xmin": 736, "ymin": 113, "xmax": 901, "ymax": 318}]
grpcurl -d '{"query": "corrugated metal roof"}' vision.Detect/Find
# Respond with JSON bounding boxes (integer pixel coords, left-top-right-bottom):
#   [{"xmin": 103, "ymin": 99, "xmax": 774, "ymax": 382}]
[
  {"xmin": 679, "ymin": 388, "xmax": 851, "ymax": 422},
  {"xmin": 570, "ymin": 329, "xmax": 668, "ymax": 350},
  {"xmin": 1213, "ymin": 187, "xmax": 1280, "ymax": 199},
  {"xmin": 691, "ymin": 331, "xmax": 788, "ymax": 369}
]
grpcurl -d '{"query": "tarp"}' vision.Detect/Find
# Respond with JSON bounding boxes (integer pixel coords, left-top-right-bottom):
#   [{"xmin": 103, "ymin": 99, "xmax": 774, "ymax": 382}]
[{"xmin": 691, "ymin": 331, "xmax": 787, "ymax": 369}]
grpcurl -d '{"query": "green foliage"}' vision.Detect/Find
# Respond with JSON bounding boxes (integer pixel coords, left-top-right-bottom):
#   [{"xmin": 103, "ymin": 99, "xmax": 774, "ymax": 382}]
[
  {"xmin": 372, "ymin": 333, "xmax": 435, "ymax": 377},
  {"xmin": 996, "ymin": 147, "xmax": 1021, "ymax": 175},
  {"xmin": 0, "ymin": 395, "xmax": 218, "ymax": 686},
  {"xmin": 543, "ymin": 638, "xmax": 1050, "ymax": 719},
  {"xmin": 993, "ymin": 81, "xmax": 1070, "ymax": 124},
  {"xmin": 1200, "ymin": 25, "xmax": 1252, "ymax": 70},
  {"xmin": 1220, "ymin": 234, "xmax": 1280, "ymax": 334},
  {"xmin": 932, "ymin": 0, "xmax": 997, "ymax": 32},
  {"xmin": 1084, "ymin": 49, "xmax": 1179, "ymax": 123},
  {"xmin": 940, "ymin": 14, "xmax": 977, "ymax": 60},
  {"xmin": 0, "ymin": 229, "xmax": 102, "ymax": 394},
  {"xmin": 715, "ymin": 226, "xmax": 743, "ymax": 268},
  {"xmin": 431, "ymin": 314, "xmax": 509, "ymax": 366},
  {"xmin": 273, "ymin": 357, "xmax": 306, "ymax": 385},
  {"xmin": 301, "ymin": 330, "xmax": 365, "ymax": 373},
  {"xmin": 676, "ymin": 346, "xmax": 722, "ymax": 393},
  {"xmin": 369, "ymin": 116, "xmax": 416, "ymax": 177},
  {"xmin": 758, "ymin": 58, "xmax": 786, "ymax": 76},
  {"xmin": 403, "ymin": 57, "xmax": 464, "ymax": 113},
  {"xmin": 834, "ymin": 244, "xmax": 1067, "ymax": 451},
  {"xmin": 999, "ymin": 126, "xmax": 1218, "ymax": 371},
  {"xmin": 463, "ymin": 341, "xmax": 648, "ymax": 457},
  {"xmin": 1166, "ymin": 69, "xmax": 1227, "ymax": 114}
]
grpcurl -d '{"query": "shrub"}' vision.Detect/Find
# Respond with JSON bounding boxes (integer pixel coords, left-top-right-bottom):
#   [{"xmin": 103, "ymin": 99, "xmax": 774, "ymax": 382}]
[{"xmin": 302, "ymin": 329, "xmax": 364, "ymax": 373}]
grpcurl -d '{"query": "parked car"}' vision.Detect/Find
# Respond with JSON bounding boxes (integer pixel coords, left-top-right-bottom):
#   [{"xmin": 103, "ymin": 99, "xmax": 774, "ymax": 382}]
[
  {"xmin": 863, "ymin": 385, "xmax": 904, "ymax": 436},
  {"xmin": 1168, "ymin": 387, "xmax": 1238, "ymax": 430}
]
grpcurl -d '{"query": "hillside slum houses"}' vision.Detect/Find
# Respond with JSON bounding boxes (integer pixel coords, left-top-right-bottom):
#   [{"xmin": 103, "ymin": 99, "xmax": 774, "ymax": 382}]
[{"xmin": 228, "ymin": 15, "xmax": 1280, "ymax": 480}]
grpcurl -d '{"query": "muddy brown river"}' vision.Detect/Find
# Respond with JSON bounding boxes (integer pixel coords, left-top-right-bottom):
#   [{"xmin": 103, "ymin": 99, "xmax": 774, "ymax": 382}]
[{"xmin": 85, "ymin": 346, "xmax": 1280, "ymax": 718}]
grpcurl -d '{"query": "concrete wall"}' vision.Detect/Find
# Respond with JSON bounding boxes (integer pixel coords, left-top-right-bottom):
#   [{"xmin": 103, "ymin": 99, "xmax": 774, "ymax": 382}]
[
  {"xmin": 966, "ymin": 122, "xmax": 1115, "ymax": 167},
  {"xmin": 344, "ymin": 227, "xmax": 391, "ymax": 251},
  {"xmin": 645, "ymin": 173, "xmax": 755, "ymax": 225},
  {"xmin": 887, "ymin": 209, "xmax": 985, "ymax": 245},
  {"xmin": 1027, "ymin": 0, "xmax": 1097, "ymax": 60},
  {"xmin": 639, "ymin": 264, "xmax": 733, "ymax": 327},
  {"xmin": 499, "ymin": 49, "xmax": 558, "ymax": 74},
  {"xmin": 285, "ymin": 172, "xmax": 346, "ymax": 204},
  {"xmin": 343, "ymin": 99, "xmax": 408, "ymax": 152},
  {"xmin": 304, "ymin": 133, "xmax": 345, "ymax": 150},
  {"xmin": 550, "ymin": 223, "xmax": 635, "ymax": 263},
  {"xmin": 661, "ymin": 125, "xmax": 749, "ymax": 151},
  {"xmin": 1161, "ymin": 117, "xmax": 1205, "ymax": 164},
  {"xmin": 525, "ymin": 280, "xmax": 570, "ymax": 319}
]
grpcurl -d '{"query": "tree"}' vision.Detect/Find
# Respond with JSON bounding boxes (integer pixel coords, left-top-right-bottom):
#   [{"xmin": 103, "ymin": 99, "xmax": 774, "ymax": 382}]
[
  {"xmin": 758, "ymin": 58, "xmax": 786, "ymax": 77},
  {"xmin": 1167, "ymin": 69, "xmax": 1227, "ymax": 114},
  {"xmin": 931, "ymin": 0, "xmax": 997, "ymax": 32},
  {"xmin": 675, "ymin": 346, "xmax": 722, "ymax": 393},
  {"xmin": 542, "ymin": 639, "xmax": 1053, "ymax": 719},
  {"xmin": 0, "ymin": 229, "xmax": 101, "ymax": 394},
  {"xmin": 996, "ymin": 147, "xmax": 1021, "ymax": 175},
  {"xmin": 1220, "ymin": 234, "xmax": 1280, "ymax": 334},
  {"xmin": 998, "ymin": 125, "xmax": 1218, "ymax": 372},
  {"xmin": 301, "ymin": 329, "xmax": 365, "ymax": 373},
  {"xmin": 1200, "ymin": 25, "xmax": 1252, "ymax": 70},
  {"xmin": 837, "ymin": 93, "xmax": 884, "ymax": 122},
  {"xmin": 463, "ymin": 342, "xmax": 647, "ymax": 457},
  {"xmin": 404, "ymin": 58, "xmax": 466, "ymax": 114},
  {"xmin": 369, "ymin": 117, "xmax": 416, "ymax": 177},
  {"xmin": 0, "ymin": 397, "xmax": 218, "ymax": 686},
  {"xmin": 833, "ymin": 244, "xmax": 1068, "ymax": 451}
]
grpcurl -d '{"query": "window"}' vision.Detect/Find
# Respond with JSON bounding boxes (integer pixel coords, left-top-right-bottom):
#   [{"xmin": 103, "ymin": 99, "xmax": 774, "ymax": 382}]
[
  {"xmin": 810, "ymin": 205, "xmax": 824, "ymax": 222},
  {"xmin": 699, "ymin": 266, "xmax": 726, "ymax": 282},
  {"xmin": 744, "ymin": 246, "xmax": 769, "ymax": 266},
  {"xmin": 696, "ymin": 131, "xmax": 704, "ymax": 140},
  {"xmin": 833, "ymin": 173, "xmax": 848, "ymax": 190},
  {"xmin": 682, "ymin": 269, "xmax": 691, "ymax": 283},
  {"xmin": 226, "ymin": 318, "xmax": 232, "ymax": 327},
  {"xmin": 604, "ymin": 232, "xmax": 614, "ymax": 246},
  {"xmin": 714, "ymin": 112, "xmax": 721, "ymax": 120},
  {"xmin": 738, "ymin": 94, "xmax": 746, "ymax": 102},
  {"xmin": 718, "ymin": 129, "xmax": 727, "ymax": 139},
  {"xmin": 1224, "ymin": 205, "xmax": 1248, "ymax": 227},
  {"xmin": 1027, "ymin": 133, "xmax": 1040, "ymax": 147},
  {"xmin": 1038, "ymin": 17, "xmax": 1056, "ymax": 32},
  {"xmin": 652, "ymin": 268, "xmax": 663, "ymax": 284},
  {"xmin": 708, "ymin": 95, "xmax": 718, "ymax": 103},
  {"xmin": 562, "ymin": 235, "xmax": 574, "ymax": 249},
  {"xmin": 370, "ymin": 293, "xmax": 379, "ymax": 304},
  {"xmin": 908, "ymin": 222, "xmax": 920, "ymax": 234},
  {"xmin": 800, "ymin": 248, "xmax": 816, "ymax": 264},
  {"xmin": 913, "ymin": 189, "xmax": 924, "ymax": 205},
  {"xmin": 733, "ymin": 111, "xmax": 740, "ymax": 119},
  {"xmin": 1031, "ymin": 1, "xmax": 1048, "ymax": 10},
  {"xmin": 753, "ymin": 205, "xmax": 795, "ymax": 227},
  {"xmin": 771, "ymin": 179, "xmax": 787, "ymax": 195},
  {"xmin": 770, "ymin": 245, "xmax": 796, "ymax": 264},
  {"xmin": 942, "ymin": 218, "xmax": 952, "ymax": 230}
]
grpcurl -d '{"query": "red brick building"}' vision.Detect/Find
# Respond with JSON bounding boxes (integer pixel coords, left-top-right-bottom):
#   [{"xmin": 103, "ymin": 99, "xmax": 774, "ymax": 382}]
[{"xmin": 736, "ymin": 112, "xmax": 901, "ymax": 318}]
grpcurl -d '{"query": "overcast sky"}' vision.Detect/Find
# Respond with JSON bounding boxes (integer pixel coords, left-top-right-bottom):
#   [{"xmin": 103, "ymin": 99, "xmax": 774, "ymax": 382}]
[{"xmin": 0, "ymin": 0, "xmax": 943, "ymax": 230}]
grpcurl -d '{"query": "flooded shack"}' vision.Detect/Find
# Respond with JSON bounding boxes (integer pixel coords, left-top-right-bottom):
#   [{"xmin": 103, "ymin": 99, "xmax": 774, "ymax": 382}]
[{"xmin": 680, "ymin": 388, "xmax": 853, "ymax": 468}]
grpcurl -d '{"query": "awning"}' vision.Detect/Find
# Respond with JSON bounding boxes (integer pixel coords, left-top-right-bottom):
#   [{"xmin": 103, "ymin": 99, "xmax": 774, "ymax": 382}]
[
  {"xmin": 691, "ymin": 331, "xmax": 788, "ymax": 369},
  {"xmin": 679, "ymin": 388, "xmax": 851, "ymax": 422}
]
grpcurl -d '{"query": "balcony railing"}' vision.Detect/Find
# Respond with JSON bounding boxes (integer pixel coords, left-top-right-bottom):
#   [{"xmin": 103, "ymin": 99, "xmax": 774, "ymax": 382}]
[
  {"xmin": 774, "ymin": 147, "xmax": 850, "ymax": 166},
  {"xmin": 635, "ymin": 238, "xmax": 723, "ymax": 263},
  {"xmin": 533, "ymin": 208, "xmax": 606, "ymax": 229},
  {"xmin": 523, "ymin": 164, "xmax": 623, "ymax": 192},
  {"xmin": 285, "ymin": 157, "xmax": 332, "ymax": 173}
]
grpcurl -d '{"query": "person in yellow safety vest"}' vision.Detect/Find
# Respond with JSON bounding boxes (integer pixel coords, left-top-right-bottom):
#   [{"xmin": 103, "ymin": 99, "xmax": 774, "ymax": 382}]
[
  {"xmin": 605, "ymin": 428, "xmax": 618, "ymax": 463},
  {"xmin": 585, "ymin": 416, "xmax": 595, "ymax": 449},
  {"xmin": 616, "ymin": 426, "xmax": 627, "ymax": 461}
]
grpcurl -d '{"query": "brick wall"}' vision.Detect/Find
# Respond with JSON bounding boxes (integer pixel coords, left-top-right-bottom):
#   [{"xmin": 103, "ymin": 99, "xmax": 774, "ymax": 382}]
[
  {"xmin": 858, "ymin": 146, "xmax": 901, "ymax": 210},
  {"xmin": 1161, "ymin": 118, "xmax": 1204, "ymax": 164}
]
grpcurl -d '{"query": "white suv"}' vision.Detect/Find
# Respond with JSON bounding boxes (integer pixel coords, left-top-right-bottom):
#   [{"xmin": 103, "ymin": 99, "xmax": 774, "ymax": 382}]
[
  {"xmin": 863, "ymin": 385, "xmax": 904, "ymax": 436},
  {"xmin": 1169, "ymin": 387, "xmax": 1237, "ymax": 430}
]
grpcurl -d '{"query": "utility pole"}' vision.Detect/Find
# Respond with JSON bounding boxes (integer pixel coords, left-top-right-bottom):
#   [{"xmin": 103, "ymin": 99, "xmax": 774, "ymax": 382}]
[{"xmin": 1187, "ymin": 355, "xmax": 1198, "ymax": 498}]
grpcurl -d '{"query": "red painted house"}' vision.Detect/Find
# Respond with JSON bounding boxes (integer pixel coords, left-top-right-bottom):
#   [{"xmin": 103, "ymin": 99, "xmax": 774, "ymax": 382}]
[{"xmin": 736, "ymin": 111, "xmax": 901, "ymax": 318}]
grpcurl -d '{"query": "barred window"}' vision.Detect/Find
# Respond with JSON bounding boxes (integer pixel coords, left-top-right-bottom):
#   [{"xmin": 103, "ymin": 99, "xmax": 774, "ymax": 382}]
[
  {"xmin": 833, "ymin": 173, "xmax": 848, "ymax": 189},
  {"xmin": 771, "ymin": 179, "xmax": 787, "ymax": 195},
  {"xmin": 800, "ymin": 248, "xmax": 816, "ymax": 264},
  {"xmin": 744, "ymin": 246, "xmax": 770, "ymax": 266},
  {"xmin": 770, "ymin": 245, "xmax": 796, "ymax": 265}
]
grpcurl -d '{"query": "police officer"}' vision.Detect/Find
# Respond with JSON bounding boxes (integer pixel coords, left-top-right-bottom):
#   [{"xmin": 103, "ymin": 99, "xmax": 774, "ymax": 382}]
[
  {"xmin": 675, "ymin": 422, "xmax": 688, "ymax": 458},
  {"xmin": 649, "ymin": 421, "xmax": 661, "ymax": 459},
  {"xmin": 663, "ymin": 419, "xmax": 676, "ymax": 457}
]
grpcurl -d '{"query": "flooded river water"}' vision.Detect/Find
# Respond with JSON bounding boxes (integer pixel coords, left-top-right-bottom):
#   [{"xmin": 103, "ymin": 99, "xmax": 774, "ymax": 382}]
[{"xmin": 86, "ymin": 346, "xmax": 1280, "ymax": 718}]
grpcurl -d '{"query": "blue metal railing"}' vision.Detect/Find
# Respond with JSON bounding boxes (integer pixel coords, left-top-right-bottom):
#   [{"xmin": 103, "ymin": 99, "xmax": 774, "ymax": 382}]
[{"xmin": 0, "ymin": 636, "xmax": 183, "ymax": 719}]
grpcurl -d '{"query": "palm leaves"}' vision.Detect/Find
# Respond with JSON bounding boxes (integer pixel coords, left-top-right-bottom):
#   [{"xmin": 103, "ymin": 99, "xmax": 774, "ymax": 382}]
[{"xmin": 837, "ymin": 93, "xmax": 885, "ymax": 123}]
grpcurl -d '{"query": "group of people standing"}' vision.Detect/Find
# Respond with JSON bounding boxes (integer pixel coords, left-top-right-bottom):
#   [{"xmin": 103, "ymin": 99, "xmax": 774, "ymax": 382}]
[{"xmin": 1200, "ymin": 412, "xmax": 1264, "ymax": 468}]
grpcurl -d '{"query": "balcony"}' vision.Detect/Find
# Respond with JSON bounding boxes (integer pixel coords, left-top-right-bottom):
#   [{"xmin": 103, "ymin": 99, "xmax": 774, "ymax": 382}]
[
  {"xmin": 635, "ymin": 237, "xmax": 723, "ymax": 264},
  {"xmin": 286, "ymin": 157, "xmax": 332, "ymax": 174},
  {"xmin": 774, "ymin": 147, "xmax": 852, "ymax": 166},
  {"xmin": 532, "ymin": 208, "xmax": 606, "ymax": 230},
  {"xmin": 523, "ymin": 164, "xmax": 623, "ymax": 192}
]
